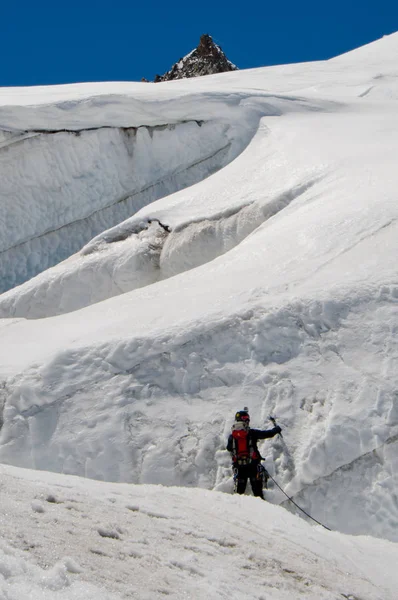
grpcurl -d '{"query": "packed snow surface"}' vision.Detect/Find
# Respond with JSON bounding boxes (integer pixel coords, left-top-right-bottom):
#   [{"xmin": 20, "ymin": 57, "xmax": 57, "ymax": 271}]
[
  {"xmin": 0, "ymin": 29, "xmax": 398, "ymax": 569},
  {"xmin": 1, "ymin": 463, "xmax": 398, "ymax": 600}
]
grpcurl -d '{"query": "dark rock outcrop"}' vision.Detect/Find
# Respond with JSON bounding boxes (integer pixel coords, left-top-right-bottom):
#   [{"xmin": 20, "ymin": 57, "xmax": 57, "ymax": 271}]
[{"xmin": 154, "ymin": 34, "xmax": 237, "ymax": 82}]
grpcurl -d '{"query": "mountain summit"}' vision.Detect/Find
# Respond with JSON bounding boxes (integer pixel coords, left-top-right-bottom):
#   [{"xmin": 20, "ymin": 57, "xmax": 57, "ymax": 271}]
[{"xmin": 154, "ymin": 34, "xmax": 238, "ymax": 82}]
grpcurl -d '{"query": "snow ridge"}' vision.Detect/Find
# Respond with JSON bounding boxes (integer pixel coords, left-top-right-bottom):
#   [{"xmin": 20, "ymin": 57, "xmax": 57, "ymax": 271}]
[
  {"xmin": 2, "ymin": 464, "xmax": 398, "ymax": 600},
  {"xmin": 0, "ymin": 178, "xmax": 319, "ymax": 319}
]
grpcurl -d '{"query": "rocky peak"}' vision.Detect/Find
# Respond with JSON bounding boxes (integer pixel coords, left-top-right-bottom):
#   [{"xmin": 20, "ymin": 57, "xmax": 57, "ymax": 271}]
[{"xmin": 154, "ymin": 34, "xmax": 237, "ymax": 82}]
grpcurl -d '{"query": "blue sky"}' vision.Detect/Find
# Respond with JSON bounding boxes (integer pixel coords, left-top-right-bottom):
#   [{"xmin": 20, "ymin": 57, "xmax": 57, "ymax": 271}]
[{"xmin": 1, "ymin": 0, "xmax": 397, "ymax": 86}]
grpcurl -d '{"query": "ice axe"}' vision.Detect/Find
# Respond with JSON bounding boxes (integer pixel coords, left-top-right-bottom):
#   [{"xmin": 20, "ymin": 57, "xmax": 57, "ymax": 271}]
[{"xmin": 269, "ymin": 415, "xmax": 283, "ymax": 438}]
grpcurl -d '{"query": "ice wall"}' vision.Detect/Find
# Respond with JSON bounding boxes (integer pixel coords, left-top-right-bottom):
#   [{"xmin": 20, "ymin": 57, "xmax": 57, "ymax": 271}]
[{"xmin": 0, "ymin": 120, "xmax": 232, "ymax": 293}]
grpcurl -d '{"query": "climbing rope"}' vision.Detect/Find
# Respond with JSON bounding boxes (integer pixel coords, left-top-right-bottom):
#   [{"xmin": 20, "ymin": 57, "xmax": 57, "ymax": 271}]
[
  {"xmin": 266, "ymin": 470, "xmax": 331, "ymax": 531},
  {"xmin": 266, "ymin": 415, "xmax": 331, "ymax": 531}
]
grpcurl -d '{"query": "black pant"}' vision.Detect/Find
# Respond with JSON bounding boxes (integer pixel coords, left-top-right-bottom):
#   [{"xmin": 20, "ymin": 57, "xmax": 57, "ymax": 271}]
[{"xmin": 234, "ymin": 461, "xmax": 264, "ymax": 499}]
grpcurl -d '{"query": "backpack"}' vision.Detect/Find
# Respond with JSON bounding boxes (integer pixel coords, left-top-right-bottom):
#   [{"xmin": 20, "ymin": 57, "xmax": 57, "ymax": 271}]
[{"xmin": 231, "ymin": 422, "xmax": 254, "ymax": 465}]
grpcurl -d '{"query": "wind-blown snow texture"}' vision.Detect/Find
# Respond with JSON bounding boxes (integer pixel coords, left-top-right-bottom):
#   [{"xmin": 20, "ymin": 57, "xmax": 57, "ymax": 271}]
[
  {"xmin": 2, "ymin": 464, "xmax": 398, "ymax": 600},
  {"xmin": 0, "ymin": 30, "xmax": 398, "ymax": 570}
]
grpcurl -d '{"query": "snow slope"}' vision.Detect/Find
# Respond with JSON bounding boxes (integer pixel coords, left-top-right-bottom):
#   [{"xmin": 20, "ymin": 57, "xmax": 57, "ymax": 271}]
[
  {"xmin": 0, "ymin": 32, "xmax": 398, "ymax": 551},
  {"xmin": 1, "ymin": 463, "xmax": 397, "ymax": 600}
]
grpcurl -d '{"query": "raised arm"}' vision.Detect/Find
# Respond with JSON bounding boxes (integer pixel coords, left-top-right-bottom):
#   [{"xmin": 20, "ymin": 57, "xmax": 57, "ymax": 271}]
[{"xmin": 251, "ymin": 426, "xmax": 281, "ymax": 441}]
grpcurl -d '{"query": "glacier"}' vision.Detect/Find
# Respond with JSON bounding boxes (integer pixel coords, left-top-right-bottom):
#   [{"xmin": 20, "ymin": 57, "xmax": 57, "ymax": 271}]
[{"xmin": 0, "ymin": 30, "xmax": 398, "ymax": 585}]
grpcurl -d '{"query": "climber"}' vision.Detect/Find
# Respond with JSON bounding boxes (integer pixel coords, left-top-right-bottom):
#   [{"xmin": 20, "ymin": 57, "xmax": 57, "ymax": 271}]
[{"xmin": 227, "ymin": 409, "xmax": 281, "ymax": 500}]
